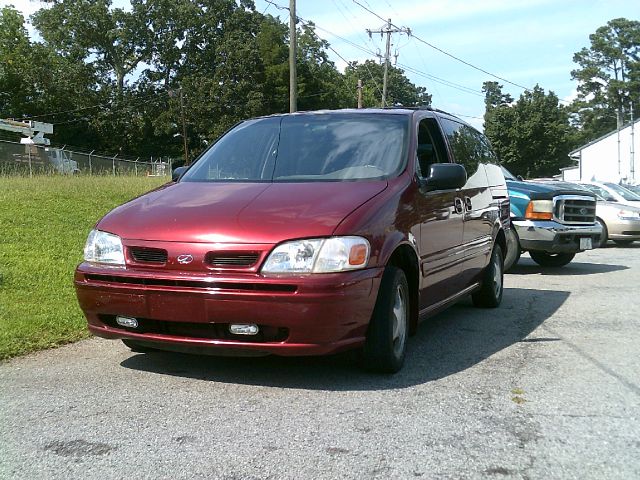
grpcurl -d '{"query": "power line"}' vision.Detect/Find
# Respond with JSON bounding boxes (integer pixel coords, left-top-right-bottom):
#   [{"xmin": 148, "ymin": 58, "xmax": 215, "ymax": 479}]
[{"xmin": 350, "ymin": 0, "xmax": 533, "ymax": 92}]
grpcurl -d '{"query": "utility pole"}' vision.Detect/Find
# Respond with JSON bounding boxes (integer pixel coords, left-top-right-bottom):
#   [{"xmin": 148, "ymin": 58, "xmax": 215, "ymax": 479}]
[
  {"xmin": 631, "ymin": 101, "xmax": 635, "ymax": 181},
  {"xmin": 289, "ymin": 0, "xmax": 297, "ymax": 113},
  {"xmin": 367, "ymin": 19, "xmax": 410, "ymax": 107},
  {"xmin": 357, "ymin": 79, "xmax": 363, "ymax": 109},
  {"xmin": 179, "ymin": 88, "xmax": 189, "ymax": 165}
]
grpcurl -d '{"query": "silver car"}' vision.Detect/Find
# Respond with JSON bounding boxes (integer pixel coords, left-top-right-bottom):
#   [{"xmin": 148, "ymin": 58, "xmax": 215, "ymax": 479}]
[{"xmin": 562, "ymin": 182, "xmax": 640, "ymax": 247}]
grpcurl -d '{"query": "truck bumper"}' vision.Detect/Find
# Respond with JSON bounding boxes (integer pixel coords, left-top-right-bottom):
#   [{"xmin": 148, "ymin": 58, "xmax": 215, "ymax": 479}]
[{"xmin": 513, "ymin": 220, "xmax": 603, "ymax": 253}]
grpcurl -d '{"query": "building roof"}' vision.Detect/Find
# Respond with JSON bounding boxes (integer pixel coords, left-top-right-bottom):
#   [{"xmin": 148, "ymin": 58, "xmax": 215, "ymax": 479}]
[{"xmin": 569, "ymin": 117, "xmax": 640, "ymax": 155}]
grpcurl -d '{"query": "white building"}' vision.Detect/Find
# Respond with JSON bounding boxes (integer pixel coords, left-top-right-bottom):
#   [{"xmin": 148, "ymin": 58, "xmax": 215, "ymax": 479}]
[{"xmin": 562, "ymin": 118, "xmax": 638, "ymax": 184}]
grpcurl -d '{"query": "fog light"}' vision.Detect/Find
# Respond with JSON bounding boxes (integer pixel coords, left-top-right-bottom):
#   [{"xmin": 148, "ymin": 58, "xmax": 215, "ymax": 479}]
[
  {"xmin": 116, "ymin": 316, "xmax": 138, "ymax": 328},
  {"xmin": 229, "ymin": 324, "xmax": 259, "ymax": 335}
]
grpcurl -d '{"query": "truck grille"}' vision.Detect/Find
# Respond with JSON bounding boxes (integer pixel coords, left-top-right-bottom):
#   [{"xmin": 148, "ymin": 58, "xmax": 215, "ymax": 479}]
[{"xmin": 554, "ymin": 196, "xmax": 596, "ymax": 224}]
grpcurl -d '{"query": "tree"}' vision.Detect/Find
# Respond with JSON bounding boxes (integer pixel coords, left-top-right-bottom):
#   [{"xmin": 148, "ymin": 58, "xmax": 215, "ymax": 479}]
[
  {"xmin": 484, "ymin": 82, "xmax": 572, "ymax": 178},
  {"xmin": 344, "ymin": 60, "xmax": 431, "ymax": 108},
  {"xmin": 570, "ymin": 18, "xmax": 640, "ymax": 143},
  {"xmin": 33, "ymin": 0, "xmax": 147, "ymax": 94}
]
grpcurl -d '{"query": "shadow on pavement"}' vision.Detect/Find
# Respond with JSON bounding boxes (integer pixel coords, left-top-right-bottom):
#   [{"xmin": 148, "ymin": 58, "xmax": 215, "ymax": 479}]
[
  {"xmin": 509, "ymin": 258, "xmax": 628, "ymax": 276},
  {"xmin": 120, "ymin": 287, "xmax": 569, "ymax": 391}
]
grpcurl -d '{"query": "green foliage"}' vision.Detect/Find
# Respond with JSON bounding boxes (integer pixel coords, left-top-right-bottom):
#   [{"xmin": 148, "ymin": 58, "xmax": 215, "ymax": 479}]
[
  {"xmin": 484, "ymin": 83, "xmax": 572, "ymax": 178},
  {"xmin": 570, "ymin": 18, "xmax": 640, "ymax": 143},
  {"xmin": 4, "ymin": 1, "xmax": 431, "ymax": 162},
  {"xmin": 0, "ymin": 175, "xmax": 166, "ymax": 360},
  {"xmin": 344, "ymin": 60, "xmax": 432, "ymax": 108}
]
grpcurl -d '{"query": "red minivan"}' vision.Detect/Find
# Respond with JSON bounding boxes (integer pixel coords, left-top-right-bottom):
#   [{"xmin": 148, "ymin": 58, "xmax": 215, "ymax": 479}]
[{"xmin": 75, "ymin": 108, "xmax": 510, "ymax": 372}]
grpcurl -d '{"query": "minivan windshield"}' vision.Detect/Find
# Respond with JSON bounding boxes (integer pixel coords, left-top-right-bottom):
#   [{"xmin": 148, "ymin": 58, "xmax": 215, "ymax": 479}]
[{"xmin": 183, "ymin": 113, "xmax": 408, "ymax": 182}]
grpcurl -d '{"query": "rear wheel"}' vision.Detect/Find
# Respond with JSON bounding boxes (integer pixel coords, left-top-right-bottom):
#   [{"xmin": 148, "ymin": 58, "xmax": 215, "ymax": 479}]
[
  {"xmin": 613, "ymin": 239, "xmax": 634, "ymax": 246},
  {"xmin": 362, "ymin": 266, "xmax": 409, "ymax": 374},
  {"xmin": 595, "ymin": 218, "xmax": 608, "ymax": 248},
  {"xmin": 472, "ymin": 244, "xmax": 504, "ymax": 308},
  {"xmin": 529, "ymin": 251, "xmax": 575, "ymax": 267},
  {"xmin": 122, "ymin": 339, "xmax": 155, "ymax": 353}
]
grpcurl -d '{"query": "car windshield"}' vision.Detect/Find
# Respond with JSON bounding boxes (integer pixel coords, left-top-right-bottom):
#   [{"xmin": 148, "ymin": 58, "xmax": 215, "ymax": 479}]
[
  {"xmin": 604, "ymin": 182, "xmax": 640, "ymax": 201},
  {"xmin": 580, "ymin": 184, "xmax": 616, "ymax": 201},
  {"xmin": 500, "ymin": 166, "xmax": 518, "ymax": 181},
  {"xmin": 183, "ymin": 113, "xmax": 408, "ymax": 182}
]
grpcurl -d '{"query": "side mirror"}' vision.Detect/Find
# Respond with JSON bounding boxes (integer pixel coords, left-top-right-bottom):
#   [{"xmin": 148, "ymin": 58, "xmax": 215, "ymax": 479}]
[
  {"xmin": 421, "ymin": 163, "xmax": 467, "ymax": 191},
  {"xmin": 172, "ymin": 166, "xmax": 188, "ymax": 182}
]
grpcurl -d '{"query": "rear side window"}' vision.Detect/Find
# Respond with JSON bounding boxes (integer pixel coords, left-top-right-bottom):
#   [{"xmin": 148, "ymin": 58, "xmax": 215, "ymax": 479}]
[{"xmin": 439, "ymin": 118, "xmax": 495, "ymax": 187}]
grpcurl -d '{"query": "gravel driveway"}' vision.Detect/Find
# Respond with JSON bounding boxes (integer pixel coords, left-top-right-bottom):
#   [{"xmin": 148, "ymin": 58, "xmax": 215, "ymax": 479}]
[{"xmin": 1, "ymin": 245, "xmax": 639, "ymax": 479}]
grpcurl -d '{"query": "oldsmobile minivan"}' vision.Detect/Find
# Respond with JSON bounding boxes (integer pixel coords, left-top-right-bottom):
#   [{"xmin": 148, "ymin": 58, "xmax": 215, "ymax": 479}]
[{"xmin": 75, "ymin": 108, "xmax": 510, "ymax": 373}]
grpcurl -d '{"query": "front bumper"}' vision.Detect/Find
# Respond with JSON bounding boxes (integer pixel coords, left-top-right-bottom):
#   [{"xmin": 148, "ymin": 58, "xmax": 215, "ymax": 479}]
[
  {"xmin": 74, "ymin": 263, "xmax": 383, "ymax": 357},
  {"xmin": 607, "ymin": 218, "xmax": 640, "ymax": 241},
  {"xmin": 512, "ymin": 220, "xmax": 602, "ymax": 253}
]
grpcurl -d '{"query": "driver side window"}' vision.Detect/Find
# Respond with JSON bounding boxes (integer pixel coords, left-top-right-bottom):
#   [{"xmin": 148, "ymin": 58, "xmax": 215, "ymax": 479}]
[{"xmin": 416, "ymin": 118, "xmax": 449, "ymax": 179}]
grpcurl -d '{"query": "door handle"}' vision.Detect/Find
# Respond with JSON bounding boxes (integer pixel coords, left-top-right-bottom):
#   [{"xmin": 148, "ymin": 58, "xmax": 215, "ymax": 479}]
[
  {"xmin": 464, "ymin": 196, "xmax": 473, "ymax": 212},
  {"xmin": 454, "ymin": 197, "xmax": 464, "ymax": 214}
]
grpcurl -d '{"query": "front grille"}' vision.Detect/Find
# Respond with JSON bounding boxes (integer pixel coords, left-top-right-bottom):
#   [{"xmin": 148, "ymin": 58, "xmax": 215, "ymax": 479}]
[
  {"xmin": 555, "ymin": 196, "xmax": 596, "ymax": 224},
  {"xmin": 85, "ymin": 274, "xmax": 296, "ymax": 292},
  {"xmin": 205, "ymin": 251, "xmax": 260, "ymax": 267},
  {"xmin": 129, "ymin": 247, "xmax": 168, "ymax": 264},
  {"xmin": 99, "ymin": 315, "xmax": 289, "ymax": 342}
]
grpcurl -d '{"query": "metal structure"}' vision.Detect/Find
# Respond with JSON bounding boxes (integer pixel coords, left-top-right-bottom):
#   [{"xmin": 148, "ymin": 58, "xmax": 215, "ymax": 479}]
[{"xmin": 0, "ymin": 119, "xmax": 53, "ymax": 146}]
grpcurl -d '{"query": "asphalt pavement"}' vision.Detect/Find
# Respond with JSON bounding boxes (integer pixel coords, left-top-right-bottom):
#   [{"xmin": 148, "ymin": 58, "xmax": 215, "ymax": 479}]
[{"xmin": 1, "ymin": 244, "xmax": 639, "ymax": 479}]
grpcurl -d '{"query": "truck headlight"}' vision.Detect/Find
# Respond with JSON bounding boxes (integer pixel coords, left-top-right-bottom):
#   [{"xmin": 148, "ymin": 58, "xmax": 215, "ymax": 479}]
[
  {"xmin": 83, "ymin": 229, "xmax": 125, "ymax": 266},
  {"xmin": 525, "ymin": 200, "xmax": 553, "ymax": 220},
  {"xmin": 262, "ymin": 237, "xmax": 370, "ymax": 274}
]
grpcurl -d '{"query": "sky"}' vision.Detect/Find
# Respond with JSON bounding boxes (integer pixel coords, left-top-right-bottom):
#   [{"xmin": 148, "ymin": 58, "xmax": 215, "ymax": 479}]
[{"xmin": 4, "ymin": 0, "xmax": 640, "ymax": 130}]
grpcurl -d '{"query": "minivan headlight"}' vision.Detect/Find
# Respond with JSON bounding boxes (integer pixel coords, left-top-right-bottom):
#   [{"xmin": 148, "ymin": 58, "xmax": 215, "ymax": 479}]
[
  {"xmin": 83, "ymin": 229, "xmax": 125, "ymax": 266},
  {"xmin": 262, "ymin": 236, "xmax": 370, "ymax": 274}
]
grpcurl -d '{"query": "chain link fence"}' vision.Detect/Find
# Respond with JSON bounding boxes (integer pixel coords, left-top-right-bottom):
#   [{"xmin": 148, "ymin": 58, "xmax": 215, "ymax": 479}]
[{"xmin": 0, "ymin": 140, "xmax": 173, "ymax": 177}]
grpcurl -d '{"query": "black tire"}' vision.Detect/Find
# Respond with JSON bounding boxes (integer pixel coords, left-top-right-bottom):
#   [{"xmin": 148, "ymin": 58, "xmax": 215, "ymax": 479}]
[
  {"xmin": 595, "ymin": 218, "xmax": 608, "ymax": 248},
  {"xmin": 504, "ymin": 227, "xmax": 521, "ymax": 272},
  {"xmin": 613, "ymin": 239, "xmax": 634, "ymax": 246},
  {"xmin": 472, "ymin": 244, "xmax": 504, "ymax": 308},
  {"xmin": 529, "ymin": 251, "xmax": 575, "ymax": 268},
  {"xmin": 122, "ymin": 339, "xmax": 155, "ymax": 353},
  {"xmin": 362, "ymin": 266, "xmax": 409, "ymax": 374}
]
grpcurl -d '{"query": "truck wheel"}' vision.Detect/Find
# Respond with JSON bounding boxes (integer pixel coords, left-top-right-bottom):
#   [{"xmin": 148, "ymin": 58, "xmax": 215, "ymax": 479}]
[
  {"xmin": 529, "ymin": 251, "xmax": 575, "ymax": 267},
  {"xmin": 472, "ymin": 244, "xmax": 504, "ymax": 308},
  {"xmin": 362, "ymin": 266, "xmax": 409, "ymax": 374},
  {"xmin": 504, "ymin": 227, "xmax": 521, "ymax": 271},
  {"xmin": 122, "ymin": 339, "xmax": 155, "ymax": 353},
  {"xmin": 595, "ymin": 218, "xmax": 608, "ymax": 248}
]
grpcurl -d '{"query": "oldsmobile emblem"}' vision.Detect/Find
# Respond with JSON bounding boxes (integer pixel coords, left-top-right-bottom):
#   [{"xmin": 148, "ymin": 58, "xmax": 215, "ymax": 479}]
[{"xmin": 177, "ymin": 254, "xmax": 194, "ymax": 265}]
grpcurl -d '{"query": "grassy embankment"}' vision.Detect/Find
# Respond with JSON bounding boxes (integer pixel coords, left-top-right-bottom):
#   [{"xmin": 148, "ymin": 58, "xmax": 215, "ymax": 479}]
[{"xmin": 0, "ymin": 175, "xmax": 167, "ymax": 360}]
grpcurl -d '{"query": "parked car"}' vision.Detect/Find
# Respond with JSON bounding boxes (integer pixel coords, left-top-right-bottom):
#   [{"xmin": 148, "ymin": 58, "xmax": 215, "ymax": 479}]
[
  {"xmin": 502, "ymin": 168, "xmax": 601, "ymax": 269},
  {"xmin": 75, "ymin": 108, "xmax": 510, "ymax": 373},
  {"xmin": 574, "ymin": 187, "xmax": 640, "ymax": 247},
  {"xmin": 578, "ymin": 181, "xmax": 640, "ymax": 207}
]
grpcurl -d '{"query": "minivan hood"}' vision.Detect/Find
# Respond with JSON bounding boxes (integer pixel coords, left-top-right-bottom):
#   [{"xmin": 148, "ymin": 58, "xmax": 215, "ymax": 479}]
[{"xmin": 97, "ymin": 181, "xmax": 388, "ymax": 244}]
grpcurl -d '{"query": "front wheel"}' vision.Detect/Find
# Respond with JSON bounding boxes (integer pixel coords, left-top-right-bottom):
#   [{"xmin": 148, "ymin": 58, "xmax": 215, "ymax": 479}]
[
  {"xmin": 504, "ymin": 227, "xmax": 521, "ymax": 271},
  {"xmin": 595, "ymin": 218, "xmax": 608, "ymax": 248},
  {"xmin": 529, "ymin": 251, "xmax": 575, "ymax": 268},
  {"xmin": 362, "ymin": 266, "xmax": 409, "ymax": 374},
  {"xmin": 472, "ymin": 244, "xmax": 504, "ymax": 308}
]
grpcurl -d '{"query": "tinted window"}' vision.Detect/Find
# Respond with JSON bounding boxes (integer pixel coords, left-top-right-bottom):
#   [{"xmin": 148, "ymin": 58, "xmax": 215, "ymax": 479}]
[
  {"xmin": 415, "ymin": 117, "xmax": 449, "ymax": 178},
  {"xmin": 184, "ymin": 114, "xmax": 408, "ymax": 182},
  {"xmin": 439, "ymin": 118, "xmax": 495, "ymax": 173}
]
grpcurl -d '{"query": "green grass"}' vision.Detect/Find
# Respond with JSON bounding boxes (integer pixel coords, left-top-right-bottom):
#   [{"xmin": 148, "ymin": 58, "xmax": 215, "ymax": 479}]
[{"xmin": 0, "ymin": 175, "xmax": 167, "ymax": 360}]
